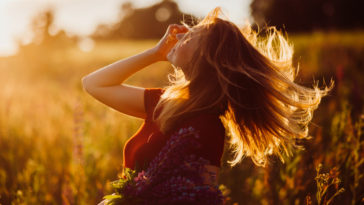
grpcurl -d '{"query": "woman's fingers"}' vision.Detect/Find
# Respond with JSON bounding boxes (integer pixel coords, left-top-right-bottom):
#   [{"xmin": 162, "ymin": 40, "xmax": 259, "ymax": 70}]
[
  {"xmin": 165, "ymin": 24, "xmax": 189, "ymax": 44},
  {"xmin": 168, "ymin": 24, "xmax": 189, "ymax": 35},
  {"xmin": 153, "ymin": 24, "xmax": 190, "ymax": 61},
  {"xmin": 178, "ymin": 25, "xmax": 189, "ymax": 33}
]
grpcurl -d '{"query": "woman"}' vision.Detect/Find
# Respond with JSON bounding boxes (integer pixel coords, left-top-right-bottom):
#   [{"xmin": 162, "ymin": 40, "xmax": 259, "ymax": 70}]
[{"xmin": 83, "ymin": 7, "xmax": 333, "ymax": 205}]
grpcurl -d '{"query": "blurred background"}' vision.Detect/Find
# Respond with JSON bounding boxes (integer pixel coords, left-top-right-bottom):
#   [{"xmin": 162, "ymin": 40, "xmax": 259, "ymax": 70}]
[{"xmin": 0, "ymin": 0, "xmax": 363, "ymax": 204}]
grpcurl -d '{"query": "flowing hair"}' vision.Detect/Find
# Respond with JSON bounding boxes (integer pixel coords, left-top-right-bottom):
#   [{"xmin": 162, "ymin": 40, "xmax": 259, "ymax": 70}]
[{"xmin": 152, "ymin": 7, "xmax": 334, "ymax": 167}]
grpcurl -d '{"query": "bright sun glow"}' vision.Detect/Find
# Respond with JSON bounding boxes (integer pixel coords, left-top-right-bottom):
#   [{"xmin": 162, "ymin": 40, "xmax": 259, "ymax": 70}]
[{"xmin": 0, "ymin": 0, "xmax": 251, "ymax": 57}]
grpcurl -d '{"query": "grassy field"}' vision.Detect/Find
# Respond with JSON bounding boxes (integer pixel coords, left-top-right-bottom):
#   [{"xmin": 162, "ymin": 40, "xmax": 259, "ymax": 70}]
[{"xmin": 0, "ymin": 30, "xmax": 363, "ymax": 204}]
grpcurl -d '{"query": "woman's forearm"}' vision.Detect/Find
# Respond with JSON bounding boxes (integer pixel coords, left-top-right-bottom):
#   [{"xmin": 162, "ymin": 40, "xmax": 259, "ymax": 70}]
[{"xmin": 82, "ymin": 47, "xmax": 159, "ymax": 87}]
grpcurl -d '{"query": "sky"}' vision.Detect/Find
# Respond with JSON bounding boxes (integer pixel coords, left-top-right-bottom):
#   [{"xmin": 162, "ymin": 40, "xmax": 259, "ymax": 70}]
[{"xmin": 0, "ymin": 0, "xmax": 252, "ymax": 57}]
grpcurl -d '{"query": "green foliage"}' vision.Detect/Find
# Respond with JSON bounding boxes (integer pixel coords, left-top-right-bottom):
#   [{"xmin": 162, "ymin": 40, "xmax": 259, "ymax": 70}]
[
  {"xmin": 102, "ymin": 167, "xmax": 143, "ymax": 205},
  {"xmin": 313, "ymin": 164, "xmax": 345, "ymax": 205}
]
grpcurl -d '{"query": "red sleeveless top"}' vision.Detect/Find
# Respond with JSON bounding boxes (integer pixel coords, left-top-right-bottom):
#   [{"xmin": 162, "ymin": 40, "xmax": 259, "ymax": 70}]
[{"xmin": 122, "ymin": 88, "xmax": 226, "ymax": 170}]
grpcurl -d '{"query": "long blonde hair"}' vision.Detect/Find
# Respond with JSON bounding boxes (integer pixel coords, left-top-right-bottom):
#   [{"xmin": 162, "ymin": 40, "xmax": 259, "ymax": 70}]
[{"xmin": 152, "ymin": 7, "xmax": 334, "ymax": 168}]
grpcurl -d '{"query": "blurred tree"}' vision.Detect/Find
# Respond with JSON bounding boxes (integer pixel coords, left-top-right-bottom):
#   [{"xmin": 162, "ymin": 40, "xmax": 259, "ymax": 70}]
[
  {"xmin": 92, "ymin": 0, "xmax": 198, "ymax": 40},
  {"xmin": 250, "ymin": 0, "xmax": 364, "ymax": 32},
  {"xmin": 17, "ymin": 6, "xmax": 77, "ymax": 49},
  {"xmin": 29, "ymin": 8, "xmax": 54, "ymax": 45}
]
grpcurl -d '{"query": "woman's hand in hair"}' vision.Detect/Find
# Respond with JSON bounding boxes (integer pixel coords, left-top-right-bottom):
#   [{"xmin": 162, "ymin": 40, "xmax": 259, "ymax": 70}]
[{"xmin": 153, "ymin": 24, "xmax": 189, "ymax": 61}]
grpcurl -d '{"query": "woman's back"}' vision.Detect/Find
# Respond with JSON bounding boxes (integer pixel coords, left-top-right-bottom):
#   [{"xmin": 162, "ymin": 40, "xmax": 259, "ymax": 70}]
[{"xmin": 123, "ymin": 87, "xmax": 226, "ymax": 171}]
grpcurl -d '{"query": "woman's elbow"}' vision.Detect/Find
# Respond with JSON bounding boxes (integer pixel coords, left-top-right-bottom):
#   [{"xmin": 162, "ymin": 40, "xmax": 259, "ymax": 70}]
[{"xmin": 82, "ymin": 76, "xmax": 93, "ymax": 92}]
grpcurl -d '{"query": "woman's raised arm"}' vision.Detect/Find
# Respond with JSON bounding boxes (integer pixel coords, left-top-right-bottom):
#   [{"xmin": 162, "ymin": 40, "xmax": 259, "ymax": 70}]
[
  {"xmin": 81, "ymin": 24, "xmax": 188, "ymax": 119},
  {"xmin": 81, "ymin": 48, "xmax": 159, "ymax": 88}
]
